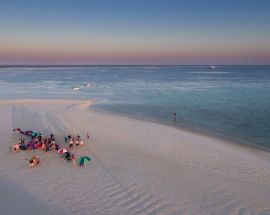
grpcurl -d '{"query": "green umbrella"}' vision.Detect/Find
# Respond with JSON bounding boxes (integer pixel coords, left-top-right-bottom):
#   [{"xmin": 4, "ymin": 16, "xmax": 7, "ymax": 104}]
[
  {"xmin": 78, "ymin": 156, "xmax": 91, "ymax": 166},
  {"xmin": 31, "ymin": 132, "xmax": 42, "ymax": 137}
]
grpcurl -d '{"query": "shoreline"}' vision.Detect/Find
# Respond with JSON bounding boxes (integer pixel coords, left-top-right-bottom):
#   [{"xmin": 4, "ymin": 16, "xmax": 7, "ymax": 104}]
[
  {"xmin": 1, "ymin": 98, "xmax": 269, "ymax": 154},
  {"xmin": 91, "ymin": 101, "xmax": 270, "ymax": 154}
]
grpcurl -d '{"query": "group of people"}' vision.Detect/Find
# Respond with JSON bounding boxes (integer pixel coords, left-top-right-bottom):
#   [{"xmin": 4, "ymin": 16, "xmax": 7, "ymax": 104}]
[
  {"xmin": 11, "ymin": 128, "xmax": 89, "ymax": 168},
  {"xmin": 65, "ymin": 134, "xmax": 84, "ymax": 148},
  {"xmin": 12, "ymin": 129, "xmax": 60, "ymax": 154}
]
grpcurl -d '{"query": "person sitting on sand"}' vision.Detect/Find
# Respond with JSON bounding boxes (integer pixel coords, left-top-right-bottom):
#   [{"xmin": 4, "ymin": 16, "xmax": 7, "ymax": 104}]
[
  {"xmin": 29, "ymin": 158, "xmax": 35, "ymax": 168},
  {"xmin": 80, "ymin": 140, "xmax": 84, "ymax": 146},
  {"xmin": 13, "ymin": 144, "xmax": 20, "ymax": 152},
  {"xmin": 41, "ymin": 143, "xmax": 46, "ymax": 152},
  {"xmin": 44, "ymin": 137, "xmax": 48, "ymax": 145},
  {"xmin": 69, "ymin": 138, "xmax": 74, "ymax": 149},
  {"xmin": 19, "ymin": 138, "xmax": 25, "ymax": 145},
  {"xmin": 50, "ymin": 140, "xmax": 56, "ymax": 152},
  {"xmin": 75, "ymin": 139, "xmax": 80, "ymax": 147},
  {"xmin": 51, "ymin": 143, "xmax": 56, "ymax": 152},
  {"xmin": 29, "ymin": 156, "xmax": 40, "ymax": 168},
  {"xmin": 45, "ymin": 144, "xmax": 50, "ymax": 152},
  {"xmin": 36, "ymin": 156, "xmax": 40, "ymax": 165}
]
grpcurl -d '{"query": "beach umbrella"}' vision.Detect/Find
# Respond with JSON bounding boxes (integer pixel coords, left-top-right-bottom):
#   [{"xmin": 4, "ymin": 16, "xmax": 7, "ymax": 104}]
[
  {"xmin": 31, "ymin": 131, "xmax": 42, "ymax": 137},
  {"xmin": 58, "ymin": 148, "xmax": 68, "ymax": 154},
  {"xmin": 78, "ymin": 156, "xmax": 91, "ymax": 166}
]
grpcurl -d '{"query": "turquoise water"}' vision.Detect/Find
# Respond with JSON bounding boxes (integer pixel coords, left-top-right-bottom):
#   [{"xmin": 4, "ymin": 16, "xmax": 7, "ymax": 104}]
[{"xmin": 0, "ymin": 65, "xmax": 270, "ymax": 149}]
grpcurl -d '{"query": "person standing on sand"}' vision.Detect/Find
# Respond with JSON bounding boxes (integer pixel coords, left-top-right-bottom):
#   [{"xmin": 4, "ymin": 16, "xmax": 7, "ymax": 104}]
[
  {"xmin": 173, "ymin": 112, "xmax": 176, "ymax": 121},
  {"xmin": 69, "ymin": 138, "xmax": 74, "ymax": 149},
  {"xmin": 71, "ymin": 153, "xmax": 76, "ymax": 165},
  {"xmin": 41, "ymin": 142, "xmax": 46, "ymax": 152}
]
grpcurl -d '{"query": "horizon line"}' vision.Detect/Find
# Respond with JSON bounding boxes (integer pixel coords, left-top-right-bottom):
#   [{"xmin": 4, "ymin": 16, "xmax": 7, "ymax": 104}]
[{"xmin": 1, "ymin": 64, "xmax": 270, "ymax": 68}]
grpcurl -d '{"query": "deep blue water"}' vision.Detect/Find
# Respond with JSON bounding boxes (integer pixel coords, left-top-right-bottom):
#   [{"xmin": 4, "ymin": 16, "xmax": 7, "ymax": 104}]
[{"xmin": 0, "ymin": 65, "xmax": 270, "ymax": 149}]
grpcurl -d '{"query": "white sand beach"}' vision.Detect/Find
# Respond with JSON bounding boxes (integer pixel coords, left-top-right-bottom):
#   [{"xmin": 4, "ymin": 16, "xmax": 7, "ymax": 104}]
[{"xmin": 1, "ymin": 99, "xmax": 270, "ymax": 215}]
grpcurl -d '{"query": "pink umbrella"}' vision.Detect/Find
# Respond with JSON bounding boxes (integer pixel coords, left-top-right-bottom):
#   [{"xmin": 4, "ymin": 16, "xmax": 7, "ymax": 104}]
[{"xmin": 58, "ymin": 148, "xmax": 68, "ymax": 154}]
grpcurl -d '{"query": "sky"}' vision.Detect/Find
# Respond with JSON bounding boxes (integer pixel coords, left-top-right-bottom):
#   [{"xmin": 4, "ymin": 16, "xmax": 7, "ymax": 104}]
[{"xmin": 0, "ymin": 0, "xmax": 270, "ymax": 65}]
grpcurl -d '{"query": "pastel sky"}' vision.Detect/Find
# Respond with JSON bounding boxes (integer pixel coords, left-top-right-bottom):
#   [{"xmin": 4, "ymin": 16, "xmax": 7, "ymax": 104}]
[{"xmin": 0, "ymin": 0, "xmax": 270, "ymax": 65}]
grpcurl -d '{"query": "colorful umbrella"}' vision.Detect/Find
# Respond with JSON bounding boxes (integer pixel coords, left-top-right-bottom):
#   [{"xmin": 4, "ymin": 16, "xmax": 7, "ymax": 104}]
[
  {"xmin": 78, "ymin": 156, "xmax": 91, "ymax": 166},
  {"xmin": 58, "ymin": 148, "xmax": 68, "ymax": 154},
  {"xmin": 31, "ymin": 131, "xmax": 42, "ymax": 137}
]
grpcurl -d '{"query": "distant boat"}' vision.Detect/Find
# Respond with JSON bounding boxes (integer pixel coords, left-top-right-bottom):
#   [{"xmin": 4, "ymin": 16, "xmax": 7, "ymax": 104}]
[
  {"xmin": 83, "ymin": 82, "xmax": 95, "ymax": 87},
  {"xmin": 72, "ymin": 87, "xmax": 81, "ymax": 91},
  {"xmin": 209, "ymin": 65, "xmax": 216, "ymax": 70},
  {"xmin": 84, "ymin": 83, "xmax": 91, "ymax": 87}
]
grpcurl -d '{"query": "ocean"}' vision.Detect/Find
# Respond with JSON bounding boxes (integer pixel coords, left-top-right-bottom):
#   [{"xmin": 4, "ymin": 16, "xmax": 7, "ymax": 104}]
[{"xmin": 0, "ymin": 65, "xmax": 270, "ymax": 149}]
